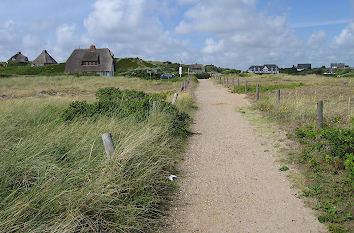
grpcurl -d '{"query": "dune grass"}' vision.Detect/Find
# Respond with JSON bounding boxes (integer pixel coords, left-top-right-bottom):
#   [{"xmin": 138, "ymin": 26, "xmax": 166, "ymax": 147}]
[
  {"xmin": 0, "ymin": 75, "xmax": 188, "ymax": 99},
  {"xmin": 0, "ymin": 76, "xmax": 196, "ymax": 232}
]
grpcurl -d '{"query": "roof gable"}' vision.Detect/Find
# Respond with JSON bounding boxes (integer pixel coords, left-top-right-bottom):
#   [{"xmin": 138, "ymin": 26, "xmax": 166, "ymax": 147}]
[
  {"xmin": 33, "ymin": 50, "xmax": 57, "ymax": 65},
  {"xmin": 65, "ymin": 48, "xmax": 114, "ymax": 73}
]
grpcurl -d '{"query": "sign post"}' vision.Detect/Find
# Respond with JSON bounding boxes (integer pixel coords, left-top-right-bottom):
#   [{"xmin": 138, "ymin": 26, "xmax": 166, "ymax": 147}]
[{"xmin": 179, "ymin": 66, "xmax": 182, "ymax": 78}]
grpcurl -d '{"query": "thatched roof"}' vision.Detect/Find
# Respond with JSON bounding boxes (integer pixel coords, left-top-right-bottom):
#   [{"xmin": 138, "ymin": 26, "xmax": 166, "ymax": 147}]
[
  {"xmin": 189, "ymin": 63, "xmax": 205, "ymax": 73},
  {"xmin": 32, "ymin": 50, "xmax": 57, "ymax": 65},
  {"xmin": 8, "ymin": 52, "xmax": 28, "ymax": 62},
  {"xmin": 65, "ymin": 46, "xmax": 115, "ymax": 74}
]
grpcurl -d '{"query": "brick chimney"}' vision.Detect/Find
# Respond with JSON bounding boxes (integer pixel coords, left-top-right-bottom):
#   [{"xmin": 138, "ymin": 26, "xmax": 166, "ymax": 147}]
[{"xmin": 90, "ymin": 45, "xmax": 96, "ymax": 51}]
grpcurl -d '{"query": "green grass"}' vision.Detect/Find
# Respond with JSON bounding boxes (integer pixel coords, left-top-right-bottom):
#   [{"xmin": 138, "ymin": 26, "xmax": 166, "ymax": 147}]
[
  {"xmin": 279, "ymin": 166, "xmax": 290, "ymax": 172},
  {"xmin": 0, "ymin": 63, "xmax": 66, "ymax": 76},
  {"xmin": 0, "ymin": 78, "xmax": 195, "ymax": 232},
  {"xmin": 232, "ymin": 83, "xmax": 305, "ymax": 94}
]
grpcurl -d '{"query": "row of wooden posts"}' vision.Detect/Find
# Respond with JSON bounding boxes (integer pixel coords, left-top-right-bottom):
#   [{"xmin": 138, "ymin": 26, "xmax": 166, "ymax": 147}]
[
  {"xmin": 217, "ymin": 76, "xmax": 325, "ymax": 130},
  {"xmin": 102, "ymin": 77, "xmax": 192, "ymax": 158}
]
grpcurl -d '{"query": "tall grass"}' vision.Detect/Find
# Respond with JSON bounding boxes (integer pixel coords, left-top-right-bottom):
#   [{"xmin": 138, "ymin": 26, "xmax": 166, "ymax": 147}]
[{"xmin": 0, "ymin": 91, "xmax": 191, "ymax": 232}]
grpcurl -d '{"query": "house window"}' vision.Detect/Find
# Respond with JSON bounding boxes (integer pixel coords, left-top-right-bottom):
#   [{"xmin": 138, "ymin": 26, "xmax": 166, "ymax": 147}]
[{"xmin": 82, "ymin": 61, "xmax": 98, "ymax": 66}]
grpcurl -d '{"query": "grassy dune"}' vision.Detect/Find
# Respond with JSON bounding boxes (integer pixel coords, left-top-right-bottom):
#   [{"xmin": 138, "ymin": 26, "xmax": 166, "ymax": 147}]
[
  {"xmin": 220, "ymin": 73, "xmax": 353, "ymax": 232},
  {"xmin": 0, "ymin": 75, "xmax": 187, "ymax": 99},
  {"xmin": 0, "ymin": 76, "xmax": 196, "ymax": 232}
]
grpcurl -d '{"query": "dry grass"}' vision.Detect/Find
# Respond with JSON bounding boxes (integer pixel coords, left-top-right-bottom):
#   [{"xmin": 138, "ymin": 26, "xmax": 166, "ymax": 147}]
[
  {"xmin": 0, "ymin": 75, "xmax": 185, "ymax": 99},
  {"xmin": 220, "ymin": 73, "xmax": 353, "ymax": 128},
  {"xmin": 0, "ymin": 76, "xmax": 196, "ymax": 232}
]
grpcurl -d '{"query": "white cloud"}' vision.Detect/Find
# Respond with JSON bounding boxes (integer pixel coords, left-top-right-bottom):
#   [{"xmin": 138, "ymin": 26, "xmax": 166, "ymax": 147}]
[
  {"xmin": 308, "ymin": 30, "xmax": 326, "ymax": 49},
  {"xmin": 333, "ymin": 21, "xmax": 354, "ymax": 47},
  {"xmin": 202, "ymin": 38, "xmax": 224, "ymax": 54},
  {"xmin": 82, "ymin": 0, "xmax": 188, "ymax": 61},
  {"xmin": 175, "ymin": 0, "xmax": 301, "ymax": 68}
]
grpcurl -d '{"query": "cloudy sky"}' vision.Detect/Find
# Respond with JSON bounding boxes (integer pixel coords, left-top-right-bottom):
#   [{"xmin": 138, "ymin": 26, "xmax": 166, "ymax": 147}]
[{"xmin": 1, "ymin": 0, "xmax": 353, "ymax": 69}]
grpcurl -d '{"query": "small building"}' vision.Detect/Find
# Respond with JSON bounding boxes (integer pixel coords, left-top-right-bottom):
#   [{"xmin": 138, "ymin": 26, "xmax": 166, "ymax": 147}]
[
  {"xmin": 330, "ymin": 63, "xmax": 347, "ymax": 69},
  {"xmin": 189, "ymin": 64, "xmax": 205, "ymax": 73},
  {"xmin": 65, "ymin": 45, "xmax": 115, "ymax": 77},
  {"xmin": 248, "ymin": 64, "xmax": 279, "ymax": 74},
  {"xmin": 8, "ymin": 52, "xmax": 28, "ymax": 62},
  {"xmin": 297, "ymin": 64, "xmax": 311, "ymax": 71},
  {"xmin": 32, "ymin": 50, "xmax": 57, "ymax": 66}
]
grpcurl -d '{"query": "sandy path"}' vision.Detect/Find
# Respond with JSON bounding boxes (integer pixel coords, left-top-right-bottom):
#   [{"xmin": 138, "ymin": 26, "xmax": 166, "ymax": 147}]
[{"xmin": 165, "ymin": 80, "xmax": 326, "ymax": 233}]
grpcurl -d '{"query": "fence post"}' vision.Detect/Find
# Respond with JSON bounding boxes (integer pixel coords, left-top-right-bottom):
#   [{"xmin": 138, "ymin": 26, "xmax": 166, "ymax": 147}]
[
  {"xmin": 237, "ymin": 78, "xmax": 240, "ymax": 87},
  {"xmin": 256, "ymin": 84, "xmax": 260, "ymax": 100},
  {"xmin": 102, "ymin": 133, "xmax": 115, "ymax": 158},
  {"xmin": 349, "ymin": 97, "xmax": 351, "ymax": 116},
  {"xmin": 232, "ymin": 78, "xmax": 235, "ymax": 89},
  {"xmin": 152, "ymin": 101, "xmax": 157, "ymax": 112},
  {"xmin": 172, "ymin": 93, "xmax": 178, "ymax": 104},
  {"xmin": 276, "ymin": 89, "xmax": 280, "ymax": 103},
  {"xmin": 181, "ymin": 82, "xmax": 185, "ymax": 92},
  {"xmin": 245, "ymin": 80, "xmax": 248, "ymax": 91},
  {"xmin": 317, "ymin": 100, "xmax": 324, "ymax": 129}
]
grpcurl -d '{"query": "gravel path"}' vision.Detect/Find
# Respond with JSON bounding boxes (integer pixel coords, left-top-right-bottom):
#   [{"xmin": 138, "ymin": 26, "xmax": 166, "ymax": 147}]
[{"xmin": 166, "ymin": 80, "xmax": 326, "ymax": 233}]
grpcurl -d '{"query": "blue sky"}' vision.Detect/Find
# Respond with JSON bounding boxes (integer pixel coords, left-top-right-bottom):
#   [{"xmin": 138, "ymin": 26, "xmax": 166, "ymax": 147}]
[{"xmin": 0, "ymin": 0, "xmax": 353, "ymax": 69}]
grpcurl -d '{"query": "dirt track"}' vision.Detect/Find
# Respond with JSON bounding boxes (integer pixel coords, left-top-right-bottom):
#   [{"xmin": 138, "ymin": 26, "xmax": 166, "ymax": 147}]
[{"xmin": 166, "ymin": 80, "xmax": 326, "ymax": 233}]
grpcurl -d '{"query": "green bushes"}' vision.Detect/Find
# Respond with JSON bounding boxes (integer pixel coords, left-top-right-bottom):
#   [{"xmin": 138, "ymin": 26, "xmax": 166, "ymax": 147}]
[
  {"xmin": 194, "ymin": 72, "xmax": 211, "ymax": 79},
  {"xmin": 0, "ymin": 63, "xmax": 66, "ymax": 76},
  {"xmin": 294, "ymin": 125, "xmax": 353, "ymax": 231},
  {"xmin": 61, "ymin": 87, "xmax": 190, "ymax": 135}
]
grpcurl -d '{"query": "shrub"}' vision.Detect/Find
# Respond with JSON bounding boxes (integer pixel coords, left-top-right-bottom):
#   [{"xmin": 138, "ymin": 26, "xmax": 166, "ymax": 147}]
[
  {"xmin": 60, "ymin": 87, "xmax": 190, "ymax": 136},
  {"xmin": 194, "ymin": 73, "xmax": 211, "ymax": 79}
]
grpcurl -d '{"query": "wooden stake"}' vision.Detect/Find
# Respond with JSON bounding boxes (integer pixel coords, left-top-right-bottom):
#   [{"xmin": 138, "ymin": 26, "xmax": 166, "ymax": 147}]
[
  {"xmin": 172, "ymin": 93, "xmax": 178, "ymax": 104},
  {"xmin": 102, "ymin": 133, "xmax": 115, "ymax": 158},
  {"xmin": 276, "ymin": 89, "xmax": 280, "ymax": 103},
  {"xmin": 256, "ymin": 84, "xmax": 260, "ymax": 100},
  {"xmin": 317, "ymin": 100, "xmax": 323, "ymax": 129}
]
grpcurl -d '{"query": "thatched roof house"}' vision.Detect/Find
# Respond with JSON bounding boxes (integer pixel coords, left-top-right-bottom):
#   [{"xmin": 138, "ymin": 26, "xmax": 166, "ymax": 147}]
[
  {"xmin": 65, "ymin": 45, "xmax": 115, "ymax": 77},
  {"xmin": 189, "ymin": 64, "xmax": 205, "ymax": 73},
  {"xmin": 32, "ymin": 50, "xmax": 57, "ymax": 66},
  {"xmin": 8, "ymin": 52, "xmax": 28, "ymax": 62}
]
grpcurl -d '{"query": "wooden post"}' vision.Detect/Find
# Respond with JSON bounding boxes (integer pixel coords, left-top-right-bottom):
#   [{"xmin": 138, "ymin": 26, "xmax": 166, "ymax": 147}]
[
  {"xmin": 232, "ymin": 78, "xmax": 235, "ymax": 89},
  {"xmin": 256, "ymin": 84, "xmax": 260, "ymax": 100},
  {"xmin": 102, "ymin": 133, "xmax": 115, "ymax": 158},
  {"xmin": 349, "ymin": 97, "xmax": 351, "ymax": 116},
  {"xmin": 172, "ymin": 93, "xmax": 178, "ymax": 104},
  {"xmin": 317, "ymin": 100, "xmax": 323, "ymax": 129},
  {"xmin": 276, "ymin": 89, "xmax": 280, "ymax": 103},
  {"xmin": 152, "ymin": 101, "xmax": 157, "ymax": 112},
  {"xmin": 181, "ymin": 82, "xmax": 185, "ymax": 92},
  {"xmin": 245, "ymin": 80, "xmax": 248, "ymax": 91},
  {"xmin": 237, "ymin": 78, "xmax": 240, "ymax": 87}
]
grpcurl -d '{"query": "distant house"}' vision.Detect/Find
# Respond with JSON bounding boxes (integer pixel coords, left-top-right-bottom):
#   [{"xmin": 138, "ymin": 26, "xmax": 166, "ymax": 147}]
[
  {"xmin": 189, "ymin": 64, "xmax": 205, "ymax": 73},
  {"xmin": 65, "ymin": 45, "xmax": 115, "ymax": 77},
  {"xmin": 248, "ymin": 64, "xmax": 279, "ymax": 74},
  {"xmin": 8, "ymin": 52, "xmax": 28, "ymax": 62},
  {"xmin": 32, "ymin": 50, "xmax": 57, "ymax": 66},
  {"xmin": 330, "ymin": 63, "xmax": 348, "ymax": 69},
  {"xmin": 297, "ymin": 64, "xmax": 311, "ymax": 71}
]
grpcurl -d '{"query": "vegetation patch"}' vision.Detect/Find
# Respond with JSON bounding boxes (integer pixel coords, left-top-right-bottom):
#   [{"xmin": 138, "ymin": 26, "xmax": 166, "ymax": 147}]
[
  {"xmin": 0, "ymin": 63, "xmax": 66, "ymax": 76},
  {"xmin": 0, "ymin": 87, "xmax": 192, "ymax": 232},
  {"xmin": 232, "ymin": 83, "xmax": 305, "ymax": 93},
  {"xmin": 294, "ymin": 126, "xmax": 353, "ymax": 232}
]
